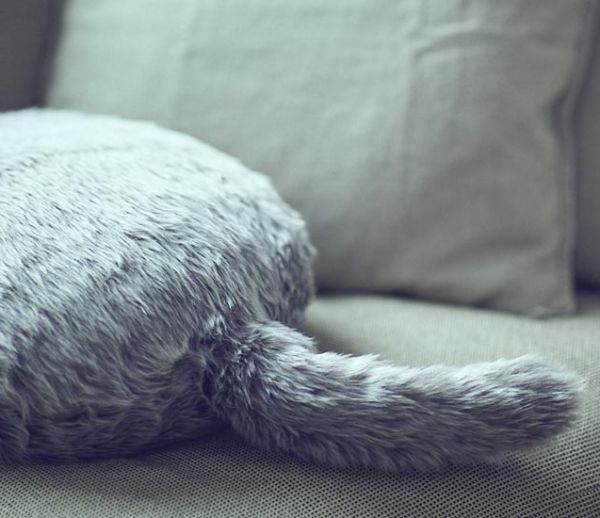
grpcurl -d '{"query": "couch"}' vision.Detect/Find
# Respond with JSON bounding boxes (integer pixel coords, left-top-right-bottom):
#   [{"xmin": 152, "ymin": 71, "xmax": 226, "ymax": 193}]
[{"xmin": 1, "ymin": 1, "xmax": 599, "ymax": 517}]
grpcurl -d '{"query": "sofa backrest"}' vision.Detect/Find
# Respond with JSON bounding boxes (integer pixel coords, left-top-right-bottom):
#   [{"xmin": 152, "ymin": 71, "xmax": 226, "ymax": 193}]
[{"xmin": 0, "ymin": 0, "xmax": 63, "ymax": 111}]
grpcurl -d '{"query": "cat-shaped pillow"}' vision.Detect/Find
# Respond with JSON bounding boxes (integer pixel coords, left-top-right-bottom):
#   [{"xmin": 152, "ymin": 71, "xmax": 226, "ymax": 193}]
[{"xmin": 0, "ymin": 110, "xmax": 581, "ymax": 471}]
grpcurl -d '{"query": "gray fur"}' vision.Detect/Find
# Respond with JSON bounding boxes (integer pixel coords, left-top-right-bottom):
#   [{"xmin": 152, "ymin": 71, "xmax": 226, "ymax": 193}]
[{"xmin": 0, "ymin": 109, "xmax": 582, "ymax": 471}]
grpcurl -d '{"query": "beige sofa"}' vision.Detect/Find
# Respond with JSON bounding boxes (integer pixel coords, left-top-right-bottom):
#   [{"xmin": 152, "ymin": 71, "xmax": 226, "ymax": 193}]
[
  {"xmin": 1, "ymin": 1, "xmax": 599, "ymax": 516},
  {"xmin": 0, "ymin": 295, "xmax": 598, "ymax": 517}
]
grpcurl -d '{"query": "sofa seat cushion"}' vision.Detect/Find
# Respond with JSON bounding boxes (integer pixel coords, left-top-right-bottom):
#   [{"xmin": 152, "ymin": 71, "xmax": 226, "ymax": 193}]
[{"xmin": 1, "ymin": 293, "xmax": 598, "ymax": 517}]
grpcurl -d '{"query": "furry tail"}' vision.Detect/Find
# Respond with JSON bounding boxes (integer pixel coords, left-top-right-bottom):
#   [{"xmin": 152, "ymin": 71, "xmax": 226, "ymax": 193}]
[{"xmin": 206, "ymin": 321, "xmax": 582, "ymax": 472}]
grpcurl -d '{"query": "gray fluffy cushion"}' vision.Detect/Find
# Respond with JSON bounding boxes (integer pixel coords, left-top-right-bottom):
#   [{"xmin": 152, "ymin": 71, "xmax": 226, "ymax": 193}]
[{"xmin": 0, "ymin": 110, "xmax": 582, "ymax": 472}]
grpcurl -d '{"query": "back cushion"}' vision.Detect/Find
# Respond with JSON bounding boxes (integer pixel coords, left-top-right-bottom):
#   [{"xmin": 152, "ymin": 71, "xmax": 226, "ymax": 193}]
[
  {"xmin": 46, "ymin": 0, "xmax": 593, "ymax": 316},
  {"xmin": 575, "ymin": 6, "xmax": 600, "ymax": 287},
  {"xmin": 0, "ymin": 0, "xmax": 60, "ymax": 110}
]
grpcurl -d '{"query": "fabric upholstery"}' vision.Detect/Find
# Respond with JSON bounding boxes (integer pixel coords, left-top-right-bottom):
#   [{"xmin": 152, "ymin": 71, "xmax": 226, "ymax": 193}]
[
  {"xmin": 0, "ymin": 0, "xmax": 60, "ymax": 110},
  {"xmin": 1, "ymin": 292, "xmax": 598, "ymax": 517},
  {"xmin": 575, "ymin": 3, "xmax": 600, "ymax": 287},
  {"xmin": 46, "ymin": 0, "xmax": 594, "ymax": 317}
]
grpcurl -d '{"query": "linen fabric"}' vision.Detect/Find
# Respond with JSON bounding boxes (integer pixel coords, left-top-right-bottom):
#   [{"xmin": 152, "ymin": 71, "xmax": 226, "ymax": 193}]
[
  {"xmin": 0, "ymin": 292, "xmax": 598, "ymax": 517},
  {"xmin": 47, "ymin": 0, "xmax": 593, "ymax": 316},
  {"xmin": 575, "ymin": 5, "xmax": 600, "ymax": 287},
  {"xmin": 0, "ymin": 0, "xmax": 60, "ymax": 110}
]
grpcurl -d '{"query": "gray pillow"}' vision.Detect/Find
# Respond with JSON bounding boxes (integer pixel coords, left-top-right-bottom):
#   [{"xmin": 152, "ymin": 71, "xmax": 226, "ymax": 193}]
[
  {"xmin": 46, "ymin": 0, "xmax": 595, "ymax": 316},
  {"xmin": 0, "ymin": 109, "xmax": 581, "ymax": 471}
]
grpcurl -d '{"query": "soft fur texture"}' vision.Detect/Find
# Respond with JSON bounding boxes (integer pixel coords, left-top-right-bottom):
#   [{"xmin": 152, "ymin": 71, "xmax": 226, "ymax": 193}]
[{"xmin": 0, "ymin": 109, "xmax": 582, "ymax": 471}]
